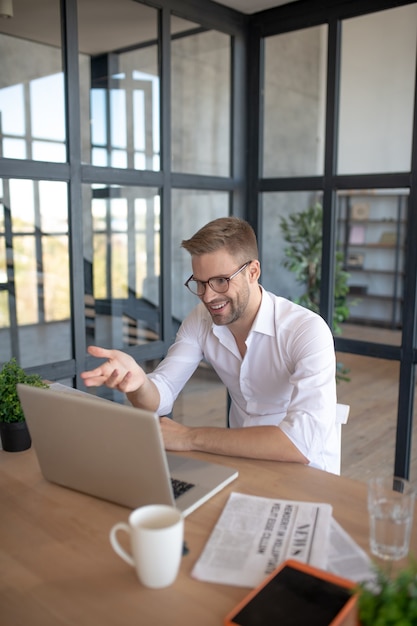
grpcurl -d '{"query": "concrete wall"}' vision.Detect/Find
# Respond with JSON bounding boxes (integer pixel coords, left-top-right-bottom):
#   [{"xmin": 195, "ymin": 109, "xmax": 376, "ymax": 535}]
[{"xmin": 260, "ymin": 4, "xmax": 417, "ymax": 305}]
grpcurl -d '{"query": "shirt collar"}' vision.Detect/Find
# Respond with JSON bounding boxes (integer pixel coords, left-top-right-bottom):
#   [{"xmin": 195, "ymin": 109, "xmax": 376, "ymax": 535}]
[{"xmin": 251, "ymin": 286, "xmax": 275, "ymax": 337}]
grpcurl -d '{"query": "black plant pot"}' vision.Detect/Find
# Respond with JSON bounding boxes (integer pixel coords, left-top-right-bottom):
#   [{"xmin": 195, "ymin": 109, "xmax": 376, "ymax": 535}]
[{"xmin": 0, "ymin": 421, "xmax": 31, "ymax": 452}]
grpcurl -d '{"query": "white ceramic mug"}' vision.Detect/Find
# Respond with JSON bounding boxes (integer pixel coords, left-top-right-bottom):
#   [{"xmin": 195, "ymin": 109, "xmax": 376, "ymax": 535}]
[{"xmin": 109, "ymin": 504, "xmax": 184, "ymax": 588}]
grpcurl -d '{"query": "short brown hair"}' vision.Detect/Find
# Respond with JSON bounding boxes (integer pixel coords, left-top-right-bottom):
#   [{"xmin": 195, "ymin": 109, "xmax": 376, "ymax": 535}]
[{"xmin": 181, "ymin": 217, "xmax": 258, "ymax": 262}]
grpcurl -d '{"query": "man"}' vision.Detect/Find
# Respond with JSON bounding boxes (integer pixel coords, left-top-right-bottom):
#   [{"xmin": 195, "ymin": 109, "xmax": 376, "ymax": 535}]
[{"xmin": 81, "ymin": 217, "xmax": 339, "ymax": 473}]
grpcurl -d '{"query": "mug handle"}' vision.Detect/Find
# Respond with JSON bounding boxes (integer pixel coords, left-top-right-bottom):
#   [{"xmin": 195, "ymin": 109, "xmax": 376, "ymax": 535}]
[{"xmin": 109, "ymin": 522, "xmax": 135, "ymax": 567}]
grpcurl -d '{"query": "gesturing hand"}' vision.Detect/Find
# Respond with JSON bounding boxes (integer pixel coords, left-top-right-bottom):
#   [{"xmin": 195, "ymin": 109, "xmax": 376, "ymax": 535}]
[{"xmin": 81, "ymin": 345, "xmax": 147, "ymax": 393}]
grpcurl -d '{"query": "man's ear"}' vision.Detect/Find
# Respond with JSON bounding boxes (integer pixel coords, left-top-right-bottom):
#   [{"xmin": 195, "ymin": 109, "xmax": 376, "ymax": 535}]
[{"xmin": 249, "ymin": 260, "xmax": 261, "ymax": 282}]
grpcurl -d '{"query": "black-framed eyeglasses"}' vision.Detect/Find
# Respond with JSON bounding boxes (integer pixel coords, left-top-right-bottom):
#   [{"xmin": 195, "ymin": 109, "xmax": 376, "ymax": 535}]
[{"xmin": 184, "ymin": 261, "xmax": 252, "ymax": 296}]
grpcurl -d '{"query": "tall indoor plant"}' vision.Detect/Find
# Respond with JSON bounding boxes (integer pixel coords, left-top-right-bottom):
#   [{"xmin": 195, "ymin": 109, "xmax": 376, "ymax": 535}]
[
  {"xmin": 280, "ymin": 202, "xmax": 351, "ymax": 382},
  {"xmin": 0, "ymin": 358, "xmax": 48, "ymax": 452}
]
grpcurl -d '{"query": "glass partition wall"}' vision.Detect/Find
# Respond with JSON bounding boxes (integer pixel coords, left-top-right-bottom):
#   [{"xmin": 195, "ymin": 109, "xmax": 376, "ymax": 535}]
[
  {"xmin": 0, "ymin": 0, "xmax": 241, "ymax": 391},
  {"xmin": 0, "ymin": 3, "xmax": 69, "ymax": 368},
  {"xmin": 1, "ymin": 0, "xmax": 417, "ymax": 480},
  {"xmin": 258, "ymin": 1, "xmax": 417, "ymax": 480}
]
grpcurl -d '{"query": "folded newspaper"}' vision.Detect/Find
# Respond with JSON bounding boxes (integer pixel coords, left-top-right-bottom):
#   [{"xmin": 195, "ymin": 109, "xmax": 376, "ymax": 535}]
[{"xmin": 191, "ymin": 492, "xmax": 333, "ymax": 588}]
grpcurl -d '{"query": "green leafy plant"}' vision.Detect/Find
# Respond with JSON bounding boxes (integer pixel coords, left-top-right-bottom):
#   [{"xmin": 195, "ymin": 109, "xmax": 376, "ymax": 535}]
[
  {"xmin": 280, "ymin": 202, "xmax": 350, "ymax": 333},
  {"xmin": 280, "ymin": 202, "xmax": 351, "ymax": 383},
  {"xmin": 356, "ymin": 560, "xmax": 417, "ymax": 626},
  {"xmin": 0, "ymin": 358, "xmax": 48, "ymax": 423}
]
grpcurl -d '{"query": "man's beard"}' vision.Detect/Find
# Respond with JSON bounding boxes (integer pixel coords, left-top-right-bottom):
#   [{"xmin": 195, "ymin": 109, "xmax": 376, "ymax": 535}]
[{"xmin": 206, "ymin": 287, "xmax": 249, "ymax": 326}]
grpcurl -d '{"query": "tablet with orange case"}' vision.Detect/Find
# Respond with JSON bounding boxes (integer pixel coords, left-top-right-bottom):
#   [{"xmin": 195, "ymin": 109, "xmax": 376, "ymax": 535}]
[{"xmin": 224, "ymin": 559, "xmax": 358, "ymax": 626}]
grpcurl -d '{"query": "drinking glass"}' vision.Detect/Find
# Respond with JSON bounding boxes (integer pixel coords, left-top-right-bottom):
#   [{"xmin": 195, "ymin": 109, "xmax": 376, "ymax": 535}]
[{"xmin": 367, "ymin": 476, "xmax": 415, "ymax": 560}]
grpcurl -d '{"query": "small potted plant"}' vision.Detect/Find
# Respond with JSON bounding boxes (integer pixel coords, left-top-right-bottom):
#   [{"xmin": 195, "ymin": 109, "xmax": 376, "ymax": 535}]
[
  {"xmin": 0, "ymin": 357, "xmax": 48, "ymax": 452},
  {"xmin": 356, "ymin": 559, "xmax": 417, "ymax": 625}
]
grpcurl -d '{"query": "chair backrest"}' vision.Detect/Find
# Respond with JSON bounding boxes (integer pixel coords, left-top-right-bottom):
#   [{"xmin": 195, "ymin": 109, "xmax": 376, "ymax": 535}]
[
  {"xmin": 336, "ymin": 403, "xmax": 350, "ymax": 425},
  {"xmin": 335, "ymin": 403, "xmax": 350, "ymax": 475}
]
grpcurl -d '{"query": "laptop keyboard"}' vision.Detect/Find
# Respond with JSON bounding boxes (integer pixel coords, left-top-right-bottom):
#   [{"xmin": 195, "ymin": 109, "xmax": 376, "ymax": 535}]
[{"xmin": 171, "ymin": 478, "xmax": 195, "ymax": 499}]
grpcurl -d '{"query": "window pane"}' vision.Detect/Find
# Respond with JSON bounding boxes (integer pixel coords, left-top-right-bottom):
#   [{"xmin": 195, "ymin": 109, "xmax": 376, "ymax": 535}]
[
  {"xmin": 171, "ymin": 190, "xmax": 229, "ymax": 320},
  {"xmin": 80, "ymin": 1, "xmax": 160, "ymax": 170},
  {"xmin": 337, "ymin": 189, "xmax": 407, "ymax": 345},
  {"xmin": 83, "ymin": 184, "xmax": 161, "ymax": 349},
  {"xmin": 171, "ymin": 26, "xmax": 231, "ymax": 176},
  {"xmin": 338, "ymin": 5, "xmax": 417, "ymax": 174},
  {"xmin": 0, "ymin": 84, "xmax": 25, "ymax": 135},
  {"xmin": 0, "ymin": 9, "xmax": 65, "ymax": 163},
  {"xmin": 14, "ymin": 235, "xmax": 37, "ymax": 325},
  {"xmin": 262, "ymin": 190, "xmax": 405, "ymax": 348},
  {"xmin": 0, "ymin": 178, "xmax": 71, "ymax": 367},
  {"xmin": 261, "ymin": 191, "xmax": 325, "ymax": 301},
  {"xmin": 30, "ymin": 74, "xmax": 65, "ymax": 142},
  {"xmin": 263, "ymin": 26, "xmax": 327, "ymax": 177}
]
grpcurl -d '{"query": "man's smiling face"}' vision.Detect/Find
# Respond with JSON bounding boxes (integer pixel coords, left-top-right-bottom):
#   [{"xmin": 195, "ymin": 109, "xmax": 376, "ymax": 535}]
[{"xmin": 191, "ymin": 250, "xmax": 252, "ymax": 326}]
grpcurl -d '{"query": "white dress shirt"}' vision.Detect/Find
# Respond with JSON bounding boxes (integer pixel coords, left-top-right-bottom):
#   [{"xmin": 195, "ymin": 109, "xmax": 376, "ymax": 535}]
[{"xmin": 148, "ymin": 287, "xmax": 339, "ymax": 474}]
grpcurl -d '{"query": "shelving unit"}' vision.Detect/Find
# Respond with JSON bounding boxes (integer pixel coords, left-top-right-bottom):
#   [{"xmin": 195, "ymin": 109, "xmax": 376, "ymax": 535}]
[{"xmin": 337, "ymin": 190, "xmax": 408, "ymax": 329}]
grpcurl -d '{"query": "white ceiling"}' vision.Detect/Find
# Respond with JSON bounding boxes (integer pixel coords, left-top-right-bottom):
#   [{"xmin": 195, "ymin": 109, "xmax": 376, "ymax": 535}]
[{"xmin": 0, "ymin": 0, "xmax": 297, "ymax": 55}]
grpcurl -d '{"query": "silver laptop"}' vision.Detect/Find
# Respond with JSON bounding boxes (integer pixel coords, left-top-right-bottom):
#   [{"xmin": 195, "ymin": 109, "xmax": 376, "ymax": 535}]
[{"xmin": 17, "ymin": 383, "xmax": 238, "ymax": 517}]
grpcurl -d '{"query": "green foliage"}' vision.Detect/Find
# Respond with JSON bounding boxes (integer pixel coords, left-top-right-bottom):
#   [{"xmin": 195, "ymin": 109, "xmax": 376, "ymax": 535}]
[
  {"xmin": 280, "ymin": 202, "xmax": 351, "ymax": 335},
  {"xmin": 0, "ymin": 358, "xmax": 48, "ymax": 423},
  {"xmin": 356, "ymin": 560, "xmax": 417, "ymax": 626},
  {"xmin": 336, "ymin": 361, "xmax": 350, "ymax": 384},
  {"xmin": 280, "ymin": 203, "xmax": 351, "ymax": 383}
]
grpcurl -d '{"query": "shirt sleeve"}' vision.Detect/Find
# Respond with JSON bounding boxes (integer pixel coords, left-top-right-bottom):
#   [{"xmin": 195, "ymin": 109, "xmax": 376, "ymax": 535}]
[
  {"xmin": 147, "ymin": 305, "xmax": 206, "ymax": 415},
  {"xmin": 277, "ymin": 312, "xmax": 338, "ymax": 472}
]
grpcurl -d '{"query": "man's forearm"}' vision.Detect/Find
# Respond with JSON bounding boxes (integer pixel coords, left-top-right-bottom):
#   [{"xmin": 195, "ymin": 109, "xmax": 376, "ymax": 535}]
[
  {"xmin": 189, "ymin": 425, "xmax": 308, "ymax": 463},
  {"xmin": 160, "ymin": 418, "xmax": 309, "ymax": 464},
  {"xmin": 126, "ymin": 377, "xmax": 161, "ymax": 412}
]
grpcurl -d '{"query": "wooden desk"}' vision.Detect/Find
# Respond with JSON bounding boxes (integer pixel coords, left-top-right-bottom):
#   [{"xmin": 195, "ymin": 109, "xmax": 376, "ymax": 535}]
[{"xmin": 1, "ymin": 449, "xmax": 416, "ymax": 626}]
